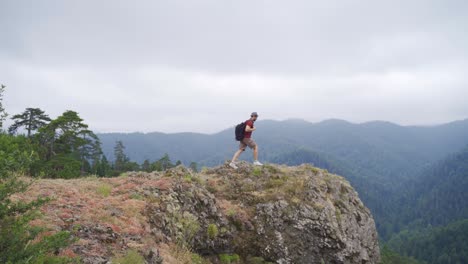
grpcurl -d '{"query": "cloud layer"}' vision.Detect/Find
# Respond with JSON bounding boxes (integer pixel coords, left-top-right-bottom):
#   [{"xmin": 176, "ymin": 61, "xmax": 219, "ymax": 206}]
[{"xmin": 1, "ymin": 0, "xmax": 467, "ymax": 133}]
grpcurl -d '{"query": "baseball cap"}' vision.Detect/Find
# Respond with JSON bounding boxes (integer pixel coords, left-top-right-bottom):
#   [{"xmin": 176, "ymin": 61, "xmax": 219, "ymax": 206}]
[{"xmin": 251, "ymin": 112, "xmax": 259, "ymax": 117}]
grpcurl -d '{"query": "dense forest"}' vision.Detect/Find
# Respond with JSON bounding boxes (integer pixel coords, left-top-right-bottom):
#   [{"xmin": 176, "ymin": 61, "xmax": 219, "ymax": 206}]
[
  {"xmin": 4, "ymin": 103, "xmax": 199, "ymax": 179},
  {"xmin": 4, "ymin": 106, "xmax": 194, "ymax": 178},
  {"xmin": 387, "ymin": 219, "xmax": 468, "ymax": 264},
  {"xmin": 406, "ymin": 146, "xmax": 468, "ymax": 227}
]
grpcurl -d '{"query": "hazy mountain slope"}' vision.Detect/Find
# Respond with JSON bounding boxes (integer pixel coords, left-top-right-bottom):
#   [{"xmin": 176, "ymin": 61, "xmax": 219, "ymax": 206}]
[
  {"xmin": 255, "ymin": 119, "xmax": 468, "ymax": 184},
  {"xmin": 98, "ymin": 118, "xmax": 468, "ymax": 187},
  {"xmin": 379, "ymin": 146, "xmax": 468, "ymax": 263},
  {"xmin": 404, "ymin": 145, "xmax": 468, "ymax": 227}
]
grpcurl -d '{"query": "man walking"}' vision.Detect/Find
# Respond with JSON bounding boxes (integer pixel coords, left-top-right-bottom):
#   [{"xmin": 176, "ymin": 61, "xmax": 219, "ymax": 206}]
[{"xmin": 230, "ymin": 112, "xmax": 263, "ymax": 169}]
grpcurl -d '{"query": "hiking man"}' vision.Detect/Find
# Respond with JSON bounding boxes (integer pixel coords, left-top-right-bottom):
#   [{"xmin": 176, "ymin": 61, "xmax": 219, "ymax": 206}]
[{"xmin": 230, "ymin": 112, "xmax": 263, "ymax": 169}]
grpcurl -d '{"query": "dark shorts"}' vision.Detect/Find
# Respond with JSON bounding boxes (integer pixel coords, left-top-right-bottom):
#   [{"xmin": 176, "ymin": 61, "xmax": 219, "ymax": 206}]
[{"xmin": 239, "ymin": 138, "xmax": 257, "ymax": 150}]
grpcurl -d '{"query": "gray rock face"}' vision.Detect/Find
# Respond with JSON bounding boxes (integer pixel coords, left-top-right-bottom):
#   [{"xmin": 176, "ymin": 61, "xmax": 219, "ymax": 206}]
[
  {"xmin": 142, "ymin": 162, "xmax": 380, "ymax": 263},
  {"xmin": 252, "ymin": 179, "xmax": 379, "ymax": 264}
]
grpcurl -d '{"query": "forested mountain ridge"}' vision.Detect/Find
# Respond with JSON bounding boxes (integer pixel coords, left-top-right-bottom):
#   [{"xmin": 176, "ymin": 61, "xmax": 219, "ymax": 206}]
[
  {"xmin": 402, "ymin": 145, "xmax": 468, "ymax": 228},
  {"xmin": 98, "ymin": 118, "xmax": 468, "ymax": 172},
  {"xmin": 379, "ymin": 145, "xmax": 468, "ymax": 264}
]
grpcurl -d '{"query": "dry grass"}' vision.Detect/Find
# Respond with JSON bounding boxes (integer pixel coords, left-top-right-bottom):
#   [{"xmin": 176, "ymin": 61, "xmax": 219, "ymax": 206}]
[
  {"xmin": 12, "ymin": 175, "xmax": 172, "ymax": 258},
  {"xmin": 218, "ymin": 199, "xmax": 251, "ymax": 223}
]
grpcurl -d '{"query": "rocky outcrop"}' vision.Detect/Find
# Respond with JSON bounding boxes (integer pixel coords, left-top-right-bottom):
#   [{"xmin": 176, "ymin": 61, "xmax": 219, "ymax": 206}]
[
  {"xmin": 21, "ymin": 162, "xmax": 380, "ymax": 264},
  {"xmin": 141, "ymin": 162, "xmax": 380, "ymax": 263}
]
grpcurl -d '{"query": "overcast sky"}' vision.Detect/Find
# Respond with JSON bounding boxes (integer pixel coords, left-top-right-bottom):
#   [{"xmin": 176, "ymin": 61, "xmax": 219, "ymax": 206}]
[{"xmin": 1, "ymin": 0, "xmax": 467, "ymax": 133}]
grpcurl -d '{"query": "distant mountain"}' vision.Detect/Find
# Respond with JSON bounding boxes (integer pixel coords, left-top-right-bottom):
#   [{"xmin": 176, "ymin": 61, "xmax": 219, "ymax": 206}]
[
  {"xmin": 270, "ymin": 148, "xmax": 351, "ymax": 173},
  {"xmin": 97, "ymin": 118, "xmax": 468, "ymax": 239},
  {"xmin": 99, "ymin": 118, "xmax": 468, "ymax": 168}
]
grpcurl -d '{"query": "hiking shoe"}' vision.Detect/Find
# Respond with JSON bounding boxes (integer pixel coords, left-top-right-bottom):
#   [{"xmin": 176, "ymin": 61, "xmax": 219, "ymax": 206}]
[
  {"xmin": 253, "ymin": 160, "xmax": 263, "ymax": 166},
  {"xmin": 229, "ymin": 162, "xmax": 239, "ymax": 169}
]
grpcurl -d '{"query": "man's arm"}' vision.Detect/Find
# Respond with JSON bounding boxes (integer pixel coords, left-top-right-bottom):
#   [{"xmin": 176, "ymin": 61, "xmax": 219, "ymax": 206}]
[{"xmin": 245, "ymin": 125, "xmax": 256, "ymax": 132}]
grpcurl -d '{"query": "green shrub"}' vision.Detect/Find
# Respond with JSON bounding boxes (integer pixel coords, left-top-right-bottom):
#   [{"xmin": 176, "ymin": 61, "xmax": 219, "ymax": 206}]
[
  {"xmin": 96, "ymin": 184, "xmax": 112, "ymax": 197},
  {"xmin": 175, "ymin": 212, "xmax": 201, "ymax": 247},
  {"xmin": 112, "ymin": 249, "xmax": 145, "ymax": 264},
  {"xmin": 0, "ymin": 134, "xmax": 38, "ymax": 176},
  {"xmin": 227, "ymin": 208, "xmax": 237, "ymax": 217},
  {"xmin": 219, "ymin": 253, "xmax": 241, "ymax": 263},
  {"xmin": 252, "ymin": 167, "xmax": 262, "ymax": 176},
  {"xmin": 43, "ymin": 154, "xmax": 81, "ymax": 179},
  {"xmin": 184, "ymin": 174, "xmax": 192, "ymax": 183},
  {"xmin": 220, "ymin": 227, "xmax": 228, "ymax": 234},
  {"xmin": 266, "ymin": 178, "xmax": 285, "ymax": 189},
  {"xmin": 207, "ymin": 223, "xmax": 219, "ymax": 239},
  {"xmin": 191, "ymin": 253, "xmax": 210, "ymax": 264}
]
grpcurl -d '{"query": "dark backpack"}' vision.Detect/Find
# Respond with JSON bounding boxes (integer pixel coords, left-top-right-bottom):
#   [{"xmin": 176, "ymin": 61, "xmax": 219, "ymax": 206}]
[{"xmin": 235, "ymin": 122, "xmax": 247, "ymax": 141}]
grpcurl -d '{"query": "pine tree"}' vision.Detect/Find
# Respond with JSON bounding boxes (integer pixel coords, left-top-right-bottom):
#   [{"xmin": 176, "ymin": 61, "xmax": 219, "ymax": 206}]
[
  {"xmin": 78, "ymin": 131, "xmax": 102, "ymax": 175},
  {"xmin": 8, "ymin": 108, "xmax": 51, "ymax": 137},
  {"xmin": 159, "ymin": 153, "xmax": 173, "ymax": 171},
  {"xmin": 151, "ymin": 160, "xmax": 163, "ymax": 171},
  {"xmin": 114, "ymin": 140, "xmax": 129, "ymax": 172},
  {"xmin": 189, "ymin": 161, "xmax": 199, "ymax": 172},
  {"xmin": 89, "ymin": 140, "xmax": 104, "ymax": 175},
  {"xmin": 98, "ymin": 155, "xmax": 111, "ymax": 177},
  {"xmin": 142, "ymin": 159, "xmax": 151, "ymax": 172},
  {"xmin": 35, "ymin": 110, "xmax": 101, "ymax": 178},
  {"xmin": 91, "ymin": 157, "xmax": 101, "ymax": 175}
]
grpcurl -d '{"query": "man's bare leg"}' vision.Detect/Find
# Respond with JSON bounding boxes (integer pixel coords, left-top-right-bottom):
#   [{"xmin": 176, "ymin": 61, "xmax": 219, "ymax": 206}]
[
  {"xmin": 232, "ymin": 149, "xmax": 243, "ymax": 163},
  {"xmin": 253, "ymin": 146, "xmax": 259, "ymax": 161},
  {"xmin": 253, "ymin": 146, "xmax": 263, "ymax": 166},
  {"xmin": 230, "ymin": 149, "xmax": 244, "ymax": 169}
]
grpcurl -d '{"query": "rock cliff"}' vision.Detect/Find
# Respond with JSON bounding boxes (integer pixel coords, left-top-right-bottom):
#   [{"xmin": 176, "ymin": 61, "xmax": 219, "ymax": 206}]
[{"xmin": 20, "ymin": 162, "xmax": 380, "ymax": 264}]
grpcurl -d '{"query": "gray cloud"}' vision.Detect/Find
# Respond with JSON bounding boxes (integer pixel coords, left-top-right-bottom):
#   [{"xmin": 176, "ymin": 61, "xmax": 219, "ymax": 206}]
[{"xmin": 1, "ymin": 0, "xmax": 467, "ymax": 133}]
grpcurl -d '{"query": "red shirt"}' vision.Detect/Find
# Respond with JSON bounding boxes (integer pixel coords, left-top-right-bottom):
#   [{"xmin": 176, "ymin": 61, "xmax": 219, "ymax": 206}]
[{"xmin": 244, "ymin": 119, "xmax": 254, "ymax": 138}]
